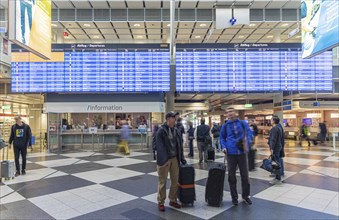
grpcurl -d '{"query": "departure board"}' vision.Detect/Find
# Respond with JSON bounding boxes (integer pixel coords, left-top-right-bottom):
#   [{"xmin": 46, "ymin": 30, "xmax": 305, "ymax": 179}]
[
  {"xmin": 11, "ymin": 44, "xmax": 170, "ymax": 92},
  {"xmin": 176, "ymin": 43, "xmax": 333, "ymax": 92}
]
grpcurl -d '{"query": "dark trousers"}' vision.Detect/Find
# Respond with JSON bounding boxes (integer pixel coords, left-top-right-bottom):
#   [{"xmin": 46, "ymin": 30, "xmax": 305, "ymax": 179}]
[
  {"xmin": 273, "ymin": 152, "xmax": 282, "ymax": 180},
  {"xmin": 227, "ymin": 154, "xmax": 250, "ymax": 200},
  {"xmin": 14, "ymin": 145, "xmax": 27, "ymax": 172},
  {"xmin": 189, "ymin": 139, "xmax": 193, "ymax": 156}
]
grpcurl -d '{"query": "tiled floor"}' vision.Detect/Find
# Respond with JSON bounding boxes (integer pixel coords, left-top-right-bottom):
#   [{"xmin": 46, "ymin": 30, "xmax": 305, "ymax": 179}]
[{"xmin": 1, "ymin": 139, "xmax": 338, "ymax": 220}]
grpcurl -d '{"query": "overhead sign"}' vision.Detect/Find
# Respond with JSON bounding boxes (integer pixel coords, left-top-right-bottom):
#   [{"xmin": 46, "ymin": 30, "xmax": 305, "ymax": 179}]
[
  {"xmin": 330, "ymin": 113, "xmax": 339, "ymax": 118},
  {"xmin": 44, "ymin": 102, "xmax": 166, "ymax": 113},
  {"xmin": 9, "ymin": 0, "xmax": 51, "ymax": 59},
  {"xmin": 307, "ymin": 113, "xmax": 322, "ymax": 118},
  {"xmin": 284, "ymin": 114, "xmax": 296, "ymax": 119},
  {"xmin": 1, "ymin": 105, "xmax": 11, "ymax": 110}
]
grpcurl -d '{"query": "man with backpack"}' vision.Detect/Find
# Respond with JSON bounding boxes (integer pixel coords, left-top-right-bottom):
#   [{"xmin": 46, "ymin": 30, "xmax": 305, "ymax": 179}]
[
  {"xmin": 220, "ymin": 107, "xmax": 253, "ymax": 206},
  {"xmin": 211, "ymin": 123, "xmax": 221, "ymax": 152},
  {"xmin": 194, "ymin": 118, "xmax": 211, "ymax": 163}
]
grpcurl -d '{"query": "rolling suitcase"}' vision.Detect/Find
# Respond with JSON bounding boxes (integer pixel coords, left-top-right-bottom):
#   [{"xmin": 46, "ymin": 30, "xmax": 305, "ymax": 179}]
[
  {"xmin": 205, "ymin": 159, "xmax": 226, "ymax": 207},
  {"xmin": 248, "ymin": 148, "xmax": 257, "ymax": 171},
  {"xmin": 207, "ymin": 148, "xmax": 215, "ymax": 161},
  {"xmin": 1, "ymin": 145, "xmax": 15, "ymax": 182},
  {"xmin": 177, "ymin": 164, "xmax": 195, "ymax": 205}
]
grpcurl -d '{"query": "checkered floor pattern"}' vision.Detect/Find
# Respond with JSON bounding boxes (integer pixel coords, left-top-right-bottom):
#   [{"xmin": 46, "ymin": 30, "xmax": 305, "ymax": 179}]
[{"xmin": 1, "ymin": 143, "xmax": 338, "ymax": 220}]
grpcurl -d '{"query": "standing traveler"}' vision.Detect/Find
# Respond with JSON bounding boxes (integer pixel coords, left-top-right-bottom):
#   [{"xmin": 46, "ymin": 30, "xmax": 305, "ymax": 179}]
[
  {"xmin": 211, "ymin": 123, "xmax": 221, "ymax": 152},
  {"xmin": 156, "ymin": 111, "xmax": 186, "ymax": 211},
  {"xmin": 9, "ymin": 115, "xmax": 32, "ymax": 177},
  {"xmin": 249, "ymin": 120, "xmax": 259, "ymax": 145},
  {"xmin": 187, "ymin": 123, "xmax": 195, "ymax": 157},
  {"xmin": 268, "ymin": 115, "xmax": 283, "ymax": 185},
  {"xmin": 319, "ymin": 121, "xmax": 327, "ymax": 144},
  {"xmin": 194, "ymin": 118, "xmax": 211, "ymax": 163},
  {"xmin": 220, "ymin": 107, "xmax": 253, "ymax": 206}
]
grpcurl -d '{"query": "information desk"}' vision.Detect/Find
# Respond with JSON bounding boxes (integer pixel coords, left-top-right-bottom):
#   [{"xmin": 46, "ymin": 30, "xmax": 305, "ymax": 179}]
[{"xmin": 60, "ymin": 129, "xmax": 151, "ymax": 152}]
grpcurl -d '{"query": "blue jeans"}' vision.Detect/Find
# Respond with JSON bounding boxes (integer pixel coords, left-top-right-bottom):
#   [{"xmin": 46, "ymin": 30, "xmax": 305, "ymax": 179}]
[
  {"xmin": 212, "ymin": 137, "xmax": 220, "ymax": 151},
  {"xmin": 279, "ymin": 157, "xmax": 284, "ymax": 176}
]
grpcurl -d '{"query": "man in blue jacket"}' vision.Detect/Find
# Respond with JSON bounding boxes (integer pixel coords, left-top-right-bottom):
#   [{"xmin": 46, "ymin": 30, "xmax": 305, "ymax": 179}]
[
  {"xmin": 220, "ymin": 107, "xmax": 253, "ymax": 206},
  {"xmin": 156, "ymin": 111, "xmax": 186, "ymax": 211}
]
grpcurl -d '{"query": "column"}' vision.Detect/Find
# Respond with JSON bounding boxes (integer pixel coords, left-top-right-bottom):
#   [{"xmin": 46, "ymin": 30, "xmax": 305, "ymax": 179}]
[{"xmin": 273, "ymin": 92, "xmax": 284, "ymax": 123}]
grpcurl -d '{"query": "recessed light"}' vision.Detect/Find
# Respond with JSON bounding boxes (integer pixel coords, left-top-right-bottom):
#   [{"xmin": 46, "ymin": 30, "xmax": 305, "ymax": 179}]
[
  {"xmin": 51, "ymin": 24, "xmax": 57, "ymax": 27},
  {"xmin": 167, "ymin": 24, "xmax": 171, "ymax": 27},
  {"xmin": 134, "ymin": 24, "xmax": 141, "ymax": 27},
  {"xmin": 93, "ymin": 36, "xmax": 99, "ymax": 39},
  {"xmin": 281, "ymin": 23, "xmax": 289, "ymax": 27},
  {"xmin": 195, "ymin": 36, "xmax": 201, "ymax": 39},
  {"xmin": 295, "ymin": 35, "xmax": 301, "ymax": 38},
  {"xmin": 199, "ymin": 24, "xmax": 207, "ymax": 27},
  {"xmin": 84, "ymin": 23, "xmax": 91, "ymax": 27},
  {"xmin": 136, "ymin": 35, "xmax": 143, "ymax": 39},
  {"xmin": 249, "ymin": 24, "xmax": 256, "ymax": 27},
  {"xmin": 238, "ymin": 35, "xmax": 244, "ymax": 39},
  {"xmin": 267, "ymin": 35, "xmax": 273, "ymax": 38}
]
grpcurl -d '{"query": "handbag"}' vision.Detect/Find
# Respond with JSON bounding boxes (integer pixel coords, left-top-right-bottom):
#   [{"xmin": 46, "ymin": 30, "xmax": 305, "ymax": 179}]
[
  {"xmin": 260, "ymin": 155, "xmax": 281, "ymax": 173},
  {"xmin": 0, "ymin": 139, "xmax": 6, "ymax": 149}
]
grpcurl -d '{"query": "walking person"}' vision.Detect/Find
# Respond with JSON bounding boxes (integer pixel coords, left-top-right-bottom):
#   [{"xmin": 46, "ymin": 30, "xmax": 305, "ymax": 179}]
[
  {"xmin": 211, "ymin": 123, "xmax": 221, "ymax": 152},
  {"xmin": 220, "ymin": 107, "xmax": 253, "ymax": 206},
  {"xmin": 156, "ymin": 111, "xmax": 186, "ymax": 211},
  {"xmin": 9, "ymin": 115, "xmax": 32, "ymax": 177}
]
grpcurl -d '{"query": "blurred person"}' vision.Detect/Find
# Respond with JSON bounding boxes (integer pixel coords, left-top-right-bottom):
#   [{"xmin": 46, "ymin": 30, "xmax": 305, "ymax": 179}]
[
  {"xmin": 117, "ymin": 120, "xmax": 130, "ymax": 155},
  {"xmin": 9, "ymin": 115, "xmax": 32, "ymax": 176},
  {"xmin": 299, "ymin": 122, "xmax": 311, "ymax": 149},
  {"xmin": 155, "ymin": 111, "xmax": 186, "ymax": 211},
  {"xmin": 211, "ymin": 122, "xmax": 221, "ymax": 152},
  {"xmin": 249, "ymin": 120, "xmax": 259, "ymax": 145},
  {"xmin": 319, "ymin": 121, "xmax": 327, "ymax": 144},
  {"xmin": 194, "ymin": 118, "xmax": 211, "ymax": 163}
]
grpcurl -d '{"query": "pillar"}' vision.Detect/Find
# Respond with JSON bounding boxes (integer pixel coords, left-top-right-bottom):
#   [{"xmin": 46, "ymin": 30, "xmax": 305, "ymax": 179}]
[{"xmin": 273, "ymin": 92, "xmax": 284, "ymax": 124}]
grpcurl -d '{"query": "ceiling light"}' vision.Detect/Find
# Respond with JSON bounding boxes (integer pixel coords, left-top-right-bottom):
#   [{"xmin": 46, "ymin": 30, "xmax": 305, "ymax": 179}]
[
  {"xmin": 281, "ymin": 23, "xmax": 289, "ymax": 27},
  {"xmin": 136, "ymin": 35, "xmax": 143, "ymax": 39},
  {"xmin": 51, "ymin": 23, "xmax": 57, "ymax": 27},
  {"xmin": 167, "ymin": 24, "xmax": 171, "ymax": 27},
  {"xmin": 134, "ymin": 24, "xmax": 141, "ymax": 27},
  {"xmin": 238, "ymin": 35, "xmax": 244, "ymax": 39},
  {"xmin": 83, "ymin": 23, "xmax": 91, "ymax": 27},
  {"xmin": 93, "ymin": 36, "xmax": 99, "ymax": 39},
  {"xmin": 295, "ymin": 35, "xmax": 301, "ymax": 38},
  {"xmin": 267, "ymin": 35, "xmax": 273, "ymax": 38},
  {"xmin": 249, "ymin": 24, "xmax": 256, "ymax": 27},
  {"xmin": 195, "ymin": 36, "xmax": 201, "ymax": 39},
  {"xmin": 199, "ymin": 24, "xmax": 207, "ymax": 27}
]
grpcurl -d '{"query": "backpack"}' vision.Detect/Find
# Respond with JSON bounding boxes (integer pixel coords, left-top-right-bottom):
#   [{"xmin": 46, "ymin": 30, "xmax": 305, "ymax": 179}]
[{"xmin": 197, "ymin": 124, "xmax": 210, "ymax": 144}]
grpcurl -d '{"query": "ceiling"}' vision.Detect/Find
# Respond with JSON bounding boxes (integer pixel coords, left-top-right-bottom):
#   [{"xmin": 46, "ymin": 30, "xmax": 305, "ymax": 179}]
[{"xmin": 47, "ymin": 0, "xmax": 302, "ymax": 44}]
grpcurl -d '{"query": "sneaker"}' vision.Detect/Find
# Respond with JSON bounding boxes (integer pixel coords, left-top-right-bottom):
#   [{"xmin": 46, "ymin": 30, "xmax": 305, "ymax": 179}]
[
  {"xmin": 269, "ymin": 178, "xmax": 282, "ymax": 185},
  {"xmin": 169, "ymin": 201, "xmax": 181, "ymax": 209},
  {"xmin": 15, "ymin": 171, "xmax": 20, "ymax": 177},
  {"xmin": 269, "ymin": 173, "xmax": 275, "ymax": 177},
  {"xmin": 243, "ymin": 197, "xmax": 252, "ymax": 205},
  {"xmin": 21, "ymin": 170, "xmax": 26, "ymax": 175},
  {"xmin": 232, "ymin": 199, "xmax": 238, "ymax": 206},
  {"xmin": 158, "ymin": 204, "xmax": 165, "ymax": 211}
]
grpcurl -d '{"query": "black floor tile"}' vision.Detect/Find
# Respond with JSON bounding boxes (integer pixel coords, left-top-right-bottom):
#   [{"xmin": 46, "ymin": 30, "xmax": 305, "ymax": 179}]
[
  {"xmin": 283, "ymin": 162, "xmax": 310, "ymax": 172},
  {"xmin": 121, "ymin": 208, "xmax": 166, "ymax": 220},
  {"xmin": 196, "ymin": 175, "xmax": 271, "ymax": 196},
  {"xmin": 286, "ymin": 153, "xmax": 328, "ymax": 160},
  {"xmin": 9, "ymin": 175, "xmax": 95, "ymax": 198},
  {"xmin": 313, "ymin": 160, "xmax": 339, "ymax": 168},
  {"xmin": 129, "ymin": 154, "xmax": 156, "ymax": 162},
  {"xmin": 211, "ymin": 197, "xmax": 338, "ymax": 220},
  {"xmin": 25, "ymin": 163, "xmax": 47, "ymax": 170},
  {"xmin": 75, "ymin": 154, "xmax": 121, "ymax": 161},
  {"xmin": 102, "ymin": 174, "xmax": 169, "ymax": 197},
  {"xmin": 0, "ymin": 200, "xmax": 54, "ymax": 220},
  {"xmin": 71, "ymin": 198, "xmax": 202, "ymax": 220},
  {"xmin": 284, "ymin": 173, "xmax": 339, "ymax": 192},
  {"xmin": 27, "ymin": 155, "xmax": 70, "ymax": 162},
  {"xmin": 53, "ymin": 162, "xmax": 112, "ymax": 174},
  {"xmin": 120, "ymin": 162, "xmax": 157, "ymax": 173}
]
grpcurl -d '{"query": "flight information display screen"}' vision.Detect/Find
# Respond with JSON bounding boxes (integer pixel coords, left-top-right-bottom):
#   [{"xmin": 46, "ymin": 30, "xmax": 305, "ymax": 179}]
[
  {"xmin": 176, "ymin": 44, "xmax": 333, "ymax": 92},
  {"xmin": 11, "ymin": 44, "xmax": 170, "ymax": 92}
]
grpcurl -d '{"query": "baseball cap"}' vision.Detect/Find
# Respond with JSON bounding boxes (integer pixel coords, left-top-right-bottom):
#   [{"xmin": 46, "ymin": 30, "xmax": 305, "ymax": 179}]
[{"xmin": 165, "ymin": 111, "xmax": 179, "ymax": 119}]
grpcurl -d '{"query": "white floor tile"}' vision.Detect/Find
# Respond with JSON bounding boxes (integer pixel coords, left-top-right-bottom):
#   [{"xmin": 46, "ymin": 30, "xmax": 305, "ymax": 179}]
[
  {"xmin": 0, "ymin": 192, "xmax": 25, "ymax": 205},
  {"xmin": 323, "ymin": 156, "xmax": 339, "ymax": 162},
  {"xmin": 291, "ymin": 150, "xmax": 335, "ymax": 157},
  {"xmin": 323, "ymin": 206, "xmax": 339, "ymax": 216},
  {"xmin": 94, "ymin": 158, "xmax": 146, "ymax": 167},
  {"xmin": 35, "ymin": 158, "xmax": 82, "ymax": 168},
  {"xmin": 194, "ymin": 169, "xmax": 209, "ymax": 181},
  {"xmin": 0, "ymin": 185, "xmax": 14, "ymax": 197},
  {"xmin": 72, "ymin": 167, "xmax": 144, "ymax": 183},
  {"xmin": 300, "ymin": 169, "xmax": 325, "ymax": 176},
  {"xmin": 306, "ymin": 166, "xmax": 339, "ymax": 178},
  {"xmin": 44, "ymin": 171, "xmax": 68, "ymax": 179},
  {"xmin": 297, "ymin": 200, "xmax": 327, "ymax": 213},
  {"xmin": 3, "ymin": 168, "xmax": 59, "ymax": 185},
  {"xmin": 62, "ymin": 152, "xmax": 102, "ymax": 158},
  {"xmin": 142, "ymin": 185, "xmax": 235, "ymax": 220},
  {"xmin": 26, "ymin": 152, "xmax": 56, "ymax": 158},
  {"xmin": 283, "ymin": 157, "xmax": 321, "ymax": 166},
  {"xmin": 49, "ymin": 208, "xmax": 81, "ymax": 220}
]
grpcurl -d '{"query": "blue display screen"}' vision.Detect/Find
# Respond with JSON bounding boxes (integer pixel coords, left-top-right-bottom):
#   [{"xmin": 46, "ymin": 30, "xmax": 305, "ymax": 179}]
[
  {"xmin": 302, "ymin": 118, "xmax": 313, "ymax": 125},
  {"xmin": 11, "ymin": 49, "xmax": 170, "ymax": 92},
  {"xmin": 176, "ymin": 49, "xmax": 332, "ymax": 92}
]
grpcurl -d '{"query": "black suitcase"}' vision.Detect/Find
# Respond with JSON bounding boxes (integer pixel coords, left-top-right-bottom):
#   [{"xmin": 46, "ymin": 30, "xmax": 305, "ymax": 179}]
[
  {"xmin": 248, "ymin": 148, "xmax": 256, "ymax": 171},
  {"xmin": 205, "ymin": 162, "xmax": 226, "ymax": 207},
  {"xmin": 207, "ymin": 148, "xmax": 215, "ymax": 161},
  {"xmin": 177, "ymin": 164, "xmax": 195, "ymax": 205}
]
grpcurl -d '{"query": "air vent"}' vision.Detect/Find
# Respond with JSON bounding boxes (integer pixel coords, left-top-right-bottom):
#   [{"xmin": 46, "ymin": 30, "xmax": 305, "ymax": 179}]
[
  {"xmin": 59, "ymin": 9, "xmax": 75, "ymax": 21},
  {"xmin": 265, "ymin": 9, "xmax": 281, "ymax": 21},
  {"xmin": 94, "ymin": 9, "xmax": 110, "ymax": 21},
  {"xmin": 77, "ymin": 9, "xmax": 93, "ymax": 21}
]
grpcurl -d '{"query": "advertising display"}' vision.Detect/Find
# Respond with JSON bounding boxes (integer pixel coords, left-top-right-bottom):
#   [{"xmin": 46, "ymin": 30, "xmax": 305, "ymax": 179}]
[
  {"xmin": 10, "ymin": 0, "xmax": 51, "ymax": 59},
  {"xmin": 301, "ymin": 0, "xmax": 339, "ymax": 58},
  {"xmin": 302, "ymin": 118, "xmax": 312, "ymax": 125}
]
